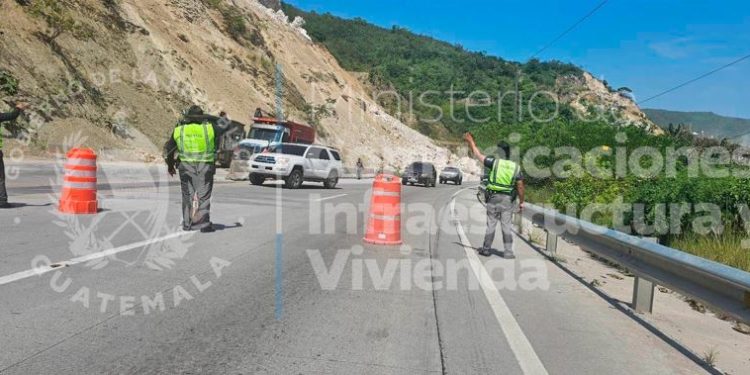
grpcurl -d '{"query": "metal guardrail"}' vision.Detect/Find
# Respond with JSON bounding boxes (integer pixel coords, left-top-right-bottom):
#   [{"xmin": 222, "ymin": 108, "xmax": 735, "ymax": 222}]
[{"xmin": 519, "ymin": 203, "xmax": 750, "ymax": 325}]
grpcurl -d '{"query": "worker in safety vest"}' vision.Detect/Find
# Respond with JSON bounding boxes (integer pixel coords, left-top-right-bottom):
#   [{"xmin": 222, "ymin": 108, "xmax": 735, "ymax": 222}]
[
  {"xmin": 0, "ymin": 102, "xmax": 30, "ymax": 209},
  {"xmin": 164, "ymin": 105, "xmax": 223, "ymax": 232},
  {"xmin": 464, "ymin": 132, "xmax": 525, "ymax": 258}
]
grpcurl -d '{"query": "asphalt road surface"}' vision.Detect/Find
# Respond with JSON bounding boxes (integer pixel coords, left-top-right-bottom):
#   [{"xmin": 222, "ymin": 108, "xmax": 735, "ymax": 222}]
[{"xmin": 0, "ymin": 162, "xmax": 708, "ymax": 374}]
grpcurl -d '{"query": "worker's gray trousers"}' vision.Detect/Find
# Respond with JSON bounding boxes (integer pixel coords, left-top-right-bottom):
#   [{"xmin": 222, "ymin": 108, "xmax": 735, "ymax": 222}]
[
  {"xmin": 178, "ymin": 162, "xmax": 215, "ymax": 230},
  {"xmin": 482, "ymin": 193, "xmax": 515, "ymax": 252},
  {"xmin": 0, "ymin": 151, "xmax": 7, "ymax": 204}
]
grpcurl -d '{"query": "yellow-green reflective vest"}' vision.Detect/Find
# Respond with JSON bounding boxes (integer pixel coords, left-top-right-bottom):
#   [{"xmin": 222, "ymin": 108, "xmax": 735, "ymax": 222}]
[
  {"xmin": 487, "ymin": 159, "xmax": 519, "ymax": 193},
  {"xmin": 173, "ymin": 122, "xmax": 215, "ymax": 163}
]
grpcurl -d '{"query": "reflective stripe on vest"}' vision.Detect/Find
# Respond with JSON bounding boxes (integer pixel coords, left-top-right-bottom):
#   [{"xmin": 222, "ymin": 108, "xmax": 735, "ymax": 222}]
[
  {"xmin": 487, "ymin": 159, "xmax": 518, "ymax": 193},
  {"xmin": 173, "ymin": 122, "xmax": 215, "ymax": 163}
]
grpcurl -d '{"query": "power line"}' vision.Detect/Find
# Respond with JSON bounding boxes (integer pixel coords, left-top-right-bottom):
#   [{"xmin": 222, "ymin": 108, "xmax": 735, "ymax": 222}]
[
  {"xmin": 531, "ymin": 0, "xmax": 610, "ymax": 59},
  {"xmin": 638, "ymin": 53, "xmax": 750, "ymax": 105}
]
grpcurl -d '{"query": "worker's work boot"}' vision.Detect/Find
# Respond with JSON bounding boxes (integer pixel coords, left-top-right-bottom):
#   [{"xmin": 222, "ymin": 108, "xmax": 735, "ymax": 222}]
[
  {"xmin": 478, "ymin": 247, "xmax": 491, "ymax": 257},
  {"xmin": 502, "ymin": 251, "xmax": 516, "ymax": 259}
]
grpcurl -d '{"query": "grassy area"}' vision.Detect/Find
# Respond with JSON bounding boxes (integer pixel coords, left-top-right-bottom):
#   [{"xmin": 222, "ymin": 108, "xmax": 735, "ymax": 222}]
[
  {"xmin": 527, "ymin": 181, "xmax": 750, "ymax": 273},
  {"xmin": 525, "ymin": 184, "xmax": 555, "ymax": 204},
  {"xmin": 669, "ymin": 231, "xmax": 750, "ymax": 272}
]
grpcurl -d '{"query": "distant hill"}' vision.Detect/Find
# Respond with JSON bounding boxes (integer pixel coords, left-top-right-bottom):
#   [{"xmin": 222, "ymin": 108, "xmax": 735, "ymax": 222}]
[{"xmin": 643, "ymin": 109, "xmax": 750, "ymax": 145}]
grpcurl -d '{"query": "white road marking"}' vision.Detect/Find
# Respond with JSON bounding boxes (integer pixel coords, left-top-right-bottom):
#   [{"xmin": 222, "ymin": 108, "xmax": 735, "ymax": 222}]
[
  {"xmin": 0, "ymin": 231, "xmax": 193, "ymax": 286},
  {"xmin": 315, "ymin": 193, "xmax": 348, "ymax": 202},
  {"xmin": 450, "ymin": 191, "xmax": 549, "ymax": 375}
]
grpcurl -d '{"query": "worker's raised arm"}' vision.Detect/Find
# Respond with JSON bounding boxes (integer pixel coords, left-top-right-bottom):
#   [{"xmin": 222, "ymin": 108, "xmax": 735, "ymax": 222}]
[
  {"xmin": 0, "ymin": 109, "xmax": 20, "ymax": 123},
  {"xmin": 0, "ymin": 103, "xmax": 30, "ymax": 123},
  {"xmin": 463, "ymin": 132, "xmax": 486, "ymax": 163}
]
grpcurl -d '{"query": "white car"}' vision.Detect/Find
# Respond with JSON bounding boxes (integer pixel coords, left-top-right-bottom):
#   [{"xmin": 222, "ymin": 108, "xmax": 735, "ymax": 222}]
[{"xmin": 248, "ymin": 143, "xmax": 343, "ymax": 189}]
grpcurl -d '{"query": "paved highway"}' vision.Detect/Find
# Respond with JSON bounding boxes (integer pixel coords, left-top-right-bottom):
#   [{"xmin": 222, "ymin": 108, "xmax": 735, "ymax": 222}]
[{"xmin": 0, "ymin": 162, "xmax": 708, "ymax": 374}]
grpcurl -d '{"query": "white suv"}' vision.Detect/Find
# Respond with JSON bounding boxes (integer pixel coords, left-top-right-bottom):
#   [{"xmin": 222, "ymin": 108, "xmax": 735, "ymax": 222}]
[{"xmin": 248, "ymin": 143, "xmax": 343, "ymax": 189}]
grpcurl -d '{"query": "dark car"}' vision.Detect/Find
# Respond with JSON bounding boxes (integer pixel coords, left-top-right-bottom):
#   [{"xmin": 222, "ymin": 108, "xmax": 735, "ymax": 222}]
[
  {"xmin": 402, "ymin": 162, "xmax": 436, "ymax": 187},
  {"xmin": 439, "ymin": 166, "xmax": 463, "ymax": 185}
]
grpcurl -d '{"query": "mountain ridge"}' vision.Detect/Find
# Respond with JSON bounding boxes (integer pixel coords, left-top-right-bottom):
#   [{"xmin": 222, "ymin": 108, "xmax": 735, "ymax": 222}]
[{"xmin": 643, "ymin": 108, "xmax": 750, "ymax": 145}]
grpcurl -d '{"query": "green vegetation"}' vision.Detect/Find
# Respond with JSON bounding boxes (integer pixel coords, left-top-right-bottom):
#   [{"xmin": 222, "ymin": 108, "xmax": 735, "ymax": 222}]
[
  {"xmin": 28, "ymin": 0, "xmax": 95, "ymax": 40},
  {"xmin": 644, "ymin": 108, "xmax": 750, "ymax": 145},
  {"xmin": 0, "ymin": 69, "xmax": 19, "ymax": 96},
  {"xmin": 671, "ymin": 231, "xmax": 749, "ymax": 273},
  {"xmin": 283, "ymin": 3, "xmax": 583, "ymax": 140},
  {"xmin": 281, "ymin": 3, "xmax": 750, "ymax": 271},
  {"xmin": 204, "ymin": 0, "xmax": 265, "ymax": 47},
  {"xmin": 474, "ymin": 119, "xmax": 749, "ymax": 270}
]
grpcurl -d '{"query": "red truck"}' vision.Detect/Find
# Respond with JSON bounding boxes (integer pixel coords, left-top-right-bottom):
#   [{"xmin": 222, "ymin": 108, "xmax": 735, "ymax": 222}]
[
  {"xmin": 246, "ymin": 117, "xmax": 315, "ymax": 146},
  {"xmin": 232, "ymin": 117, "xmax": 316, "ymax": 162}
]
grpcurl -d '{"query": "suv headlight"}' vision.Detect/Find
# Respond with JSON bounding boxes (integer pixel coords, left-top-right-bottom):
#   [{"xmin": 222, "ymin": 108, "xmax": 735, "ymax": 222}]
[{"xmin": 277, "ymin": 156, "xmax": 290, "ymax": 166}]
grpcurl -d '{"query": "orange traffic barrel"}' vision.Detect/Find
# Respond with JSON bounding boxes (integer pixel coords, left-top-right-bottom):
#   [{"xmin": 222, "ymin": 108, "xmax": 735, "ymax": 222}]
[
  {"xmin": 59, "ymin": 148, "xmax": 98, "ymax": 214},
  {"xmin": 364, "ymin": 174, "xmax": 402, "ymax": 245}
]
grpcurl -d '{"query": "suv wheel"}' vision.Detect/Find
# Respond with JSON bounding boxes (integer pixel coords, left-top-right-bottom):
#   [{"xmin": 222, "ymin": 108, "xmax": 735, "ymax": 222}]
[
  {"xmin": 324, "ymin": 171, "xmax": 339, "ymax": 189},
  {"xmin": 285, "ymin": 168, "xmax": 304, "ymax": 189},
  {"xmin": 249, "ymin": 173, "xmax": 265, "ymax": 186}
]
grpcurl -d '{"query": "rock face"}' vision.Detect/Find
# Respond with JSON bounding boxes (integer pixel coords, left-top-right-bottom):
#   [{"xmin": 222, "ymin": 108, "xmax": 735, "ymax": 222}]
[
  {"xmin": 558, "ymin": 72, "xmax": 664, "ymax": 135},
  {"xmin": 0, "ymin": 0, "xmax": 480, "ymax": 176}
]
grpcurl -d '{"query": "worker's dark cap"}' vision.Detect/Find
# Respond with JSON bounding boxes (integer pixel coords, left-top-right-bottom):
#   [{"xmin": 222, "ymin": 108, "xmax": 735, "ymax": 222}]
[
  {"xmin": 497, "ymin": 141, "xmax": 511, "ymax": 158},
  {"xmin": 186, "ymin": 105, "xmax": 204, "ymax": 116}
]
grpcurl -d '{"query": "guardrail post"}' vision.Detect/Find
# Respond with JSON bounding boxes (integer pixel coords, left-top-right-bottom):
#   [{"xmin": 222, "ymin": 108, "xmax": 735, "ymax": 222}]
[
  {"xmin": 632, "ymin": 237, "xmax": 658, "ymax": 314},
  {"xmin": 513, "ymin": 212, "xmax": 522, "ymax": 234},
  {"xmin": 546, "ymin": 230, "xmax": 558, "ymax": 255},
  {"xmin": 632, "ymin": 277, "xmax": 655, "ymax": 314}
]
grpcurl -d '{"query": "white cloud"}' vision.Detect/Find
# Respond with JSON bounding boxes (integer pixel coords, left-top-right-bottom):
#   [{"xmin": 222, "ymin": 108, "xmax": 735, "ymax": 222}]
[{"xmin": 649, "ymin": 37, "xmax": 694, "ymax": 59}]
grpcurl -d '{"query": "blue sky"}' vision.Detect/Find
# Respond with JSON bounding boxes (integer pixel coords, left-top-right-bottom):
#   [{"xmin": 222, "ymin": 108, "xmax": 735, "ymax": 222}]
[{"xmin": 285, "ymin": 0, "xmax": 750, "ymax": 119}]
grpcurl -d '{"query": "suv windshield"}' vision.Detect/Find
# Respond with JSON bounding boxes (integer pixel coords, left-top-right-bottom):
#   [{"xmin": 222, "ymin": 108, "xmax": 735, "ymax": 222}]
[
  {"xmin": 268, "ymin": 144, "xmax": 308, "ymax": 156},
  {"xmin": 408, "ymin": 163, "xmax": 424, "ymax": 172}
]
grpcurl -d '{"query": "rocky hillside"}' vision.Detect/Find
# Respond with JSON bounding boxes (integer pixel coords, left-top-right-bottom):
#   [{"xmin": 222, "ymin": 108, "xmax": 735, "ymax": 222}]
[
  {"xmin": 558, "ymin": 72, "xmax": 662, "ymax": 134},
  {"xmin": 0, "ymin": 0, "xmax": 479, "ymax": 174}
]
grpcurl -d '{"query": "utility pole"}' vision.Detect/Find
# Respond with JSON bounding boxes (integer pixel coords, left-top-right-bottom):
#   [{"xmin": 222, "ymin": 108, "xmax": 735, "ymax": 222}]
[
  {"xmin": 274, "ymin": 62, "xmax": 284, "ymax": 321},
  {"xmin": 514, "ymin": 68, "xmax": 521, "ymax": 125}
]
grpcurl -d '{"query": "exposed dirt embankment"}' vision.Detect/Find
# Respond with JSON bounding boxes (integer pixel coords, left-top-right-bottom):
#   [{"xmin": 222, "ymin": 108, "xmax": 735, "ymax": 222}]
[
  {"xmin": 0, "ymin": 0, "xmax": 479, "ymax": 175},
  {"xmin": 558, "ymin": 72, "xmax": 663, "ymax": 134}
]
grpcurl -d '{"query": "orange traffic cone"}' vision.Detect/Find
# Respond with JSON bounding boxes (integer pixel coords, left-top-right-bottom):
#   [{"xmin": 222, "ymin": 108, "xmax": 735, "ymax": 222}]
[
  {"xmin": 364, "ymin": 174, "xmax": 402, "ymax": 245},
  {"xmin": 59, "ymin": 148, "xmax": 98, "ymax": 214}
]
